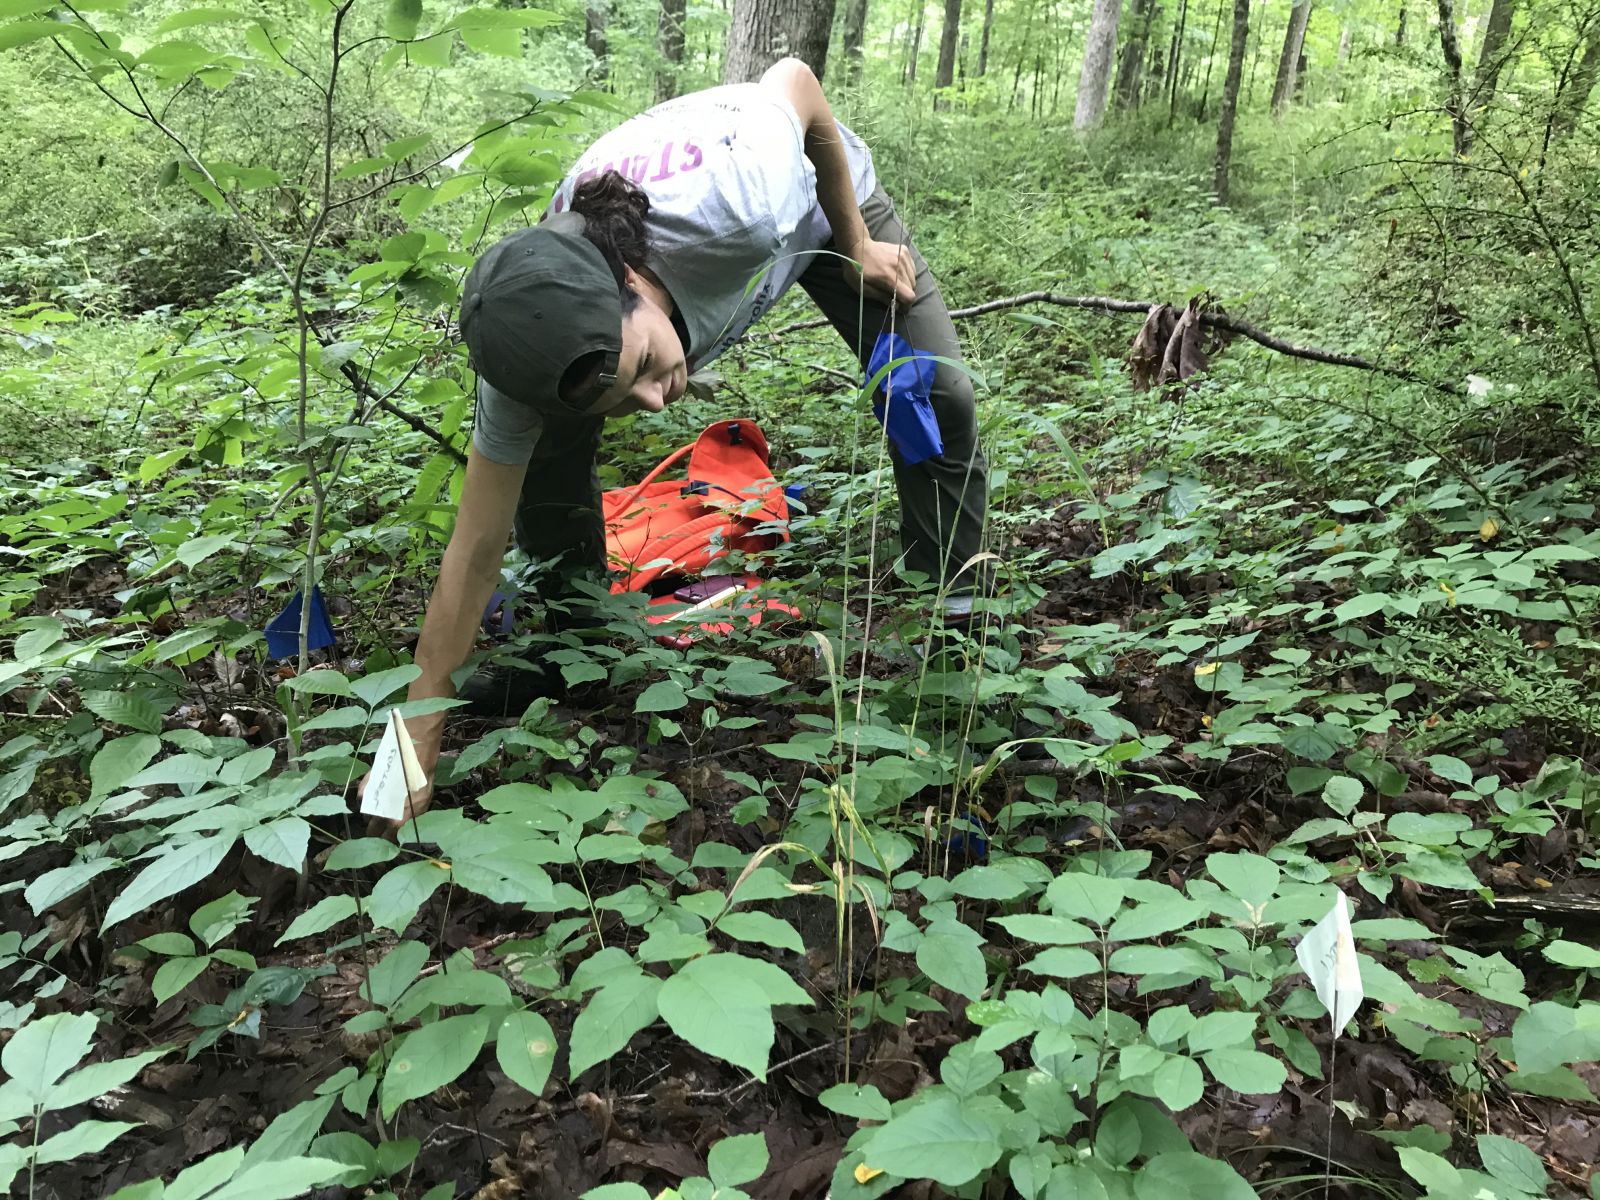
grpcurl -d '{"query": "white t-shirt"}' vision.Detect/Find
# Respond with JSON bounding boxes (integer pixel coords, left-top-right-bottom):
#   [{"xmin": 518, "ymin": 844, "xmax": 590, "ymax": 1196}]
[{"xmin": 473, "ymin": 83, "xmax": 877, "ymax": 466}]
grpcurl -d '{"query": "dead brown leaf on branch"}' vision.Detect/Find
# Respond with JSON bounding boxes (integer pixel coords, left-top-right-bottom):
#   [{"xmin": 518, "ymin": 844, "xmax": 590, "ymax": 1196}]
[{"xmin": 1127, "ymin": 296, "xmax": 1235, "ymax": 391}]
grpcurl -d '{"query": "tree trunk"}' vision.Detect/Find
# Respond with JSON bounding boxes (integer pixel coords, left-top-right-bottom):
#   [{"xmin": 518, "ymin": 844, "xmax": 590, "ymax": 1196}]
[
  {"xmin": 1144, "ymin": 3, "xmax": 1167, "ymax": 104},
  {"xmin": 656, "ymin": 0, "xmax": 688, "ymax": 102},
  {"xmin": 1245, "ymin": 0, "xmax": 1265, "ymax": 100},
  {"xmin": 907, "ymin": 0, "xmax": 926, "ymax": 82},
  {"xmin": 1114, "ymin": 0, "xmax": 1149, "ymax": 106},
  {"xmin": 586, "ymin": 0, "xmax": 609, "ymax": 85},
  {"xmin": 1470, "ymin": 0, "xmax": 1515, "ymax": 106},
  {"xmin": 1554, "ymin": 34, "xmax": 1600, "ymax": 134},
  {"xmin": 723, "ymin": 0, "xmax": 839, "ymax": 83},
  {"xmin": 977, "ymin": 0, "xmax": 996, "ymax": 74},
  {"xmin": 1270, "ymin": 0, "xmax": 1312, "ymax": 113},
  {"xmin": 1435, "ymin": 0, "xmax": 1469, "ymax": 154},
  {"xmin": 935, "ymin": 0, "xmax": 963, "ymax": 91},
  {"xmin": 1166, "ymin": 0, "xmax": 1189, "ymax": 118},
  {"xmin": 1196, "ymin": 0, "xmax": 1225, "ymax": 116},
  {"xmin": 1213, "ymin": 0, "xmax": 1249, "ymax": 204},
  {"xmin": 1073, "ymin": 0, "xmax": 1122, "ymax": 128},
  {"xmin": 1009, "ymin": 0, "xmax": 1036, "ymax": 106},
  {"xmin": 1394, "ymin": 0, "xmax": 1407, "ymax": 46},
  {"xmin": 842, "ymin": 0, "xmax": 869, "ymax": 80}
]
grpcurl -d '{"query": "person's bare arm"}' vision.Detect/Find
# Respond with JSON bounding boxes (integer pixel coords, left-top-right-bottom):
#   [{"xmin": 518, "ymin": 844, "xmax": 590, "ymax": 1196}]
[
  {"xmin": 759, "ymin": 57, "xmax": 916, "ymax": 305},
  {"xmin": 386, "ymin": 448, "xmax": 527, "ymax": 821}
]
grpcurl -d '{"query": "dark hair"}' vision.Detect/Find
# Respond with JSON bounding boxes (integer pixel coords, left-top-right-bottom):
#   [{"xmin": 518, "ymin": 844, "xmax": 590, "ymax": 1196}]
[
  {"xmin": 569, "ymin": 170, "xmax": 651, "ymax": 317},
  {"xmin": 559, "ymin": 172, "xmax": 654, "ymax": 405}
]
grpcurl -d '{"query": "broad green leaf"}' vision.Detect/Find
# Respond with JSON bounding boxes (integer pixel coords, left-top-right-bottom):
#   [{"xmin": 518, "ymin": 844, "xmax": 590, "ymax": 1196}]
[
  {"xmin": 916, "ymin": 920, "xmax": 988, "ymax": 999},
  {"xmin": 1, "ymin": 1012, "xmax": 97, "ymax": 1104},
  {"xmin": 380, "ymin": 1011, "xmax": 489, "ymax": 1119},
  {"xmin": 153, "ymin": 957, "xmax": 211, "ymax": 1005},
  {"xmin": 1332, "ymin": 592, "xmax": 1388, "ymax": 621},
  {"xmin": 858, "ymin": 1093, "xmax": 1002, "ymax": 1187},
  {"xmin": 103, "ymin": 835, "xmax": 236, "ymax": 930},
  {"xmin": 1152, "ymin": 1054, "xmax": 1204, "ymax": 1109},
  {"xmin": 1321, "ymin": 775, "xmax": 1364, "ymax": 815},
  {"xmin": 351, "ymin": 665, "xmax": 421, "ymax": 708},
  {"xmin": 277, "ymin": 895, "xmax": 358, "ymax": 945},
  {"xmin": 380, "ymin": 0, "xmax": 419, "ymax": 40},
  {"xmin": 658, "ymin": 954, "xmax": 786, "ymax": 1078},
  {"xmin": 1046, "ymin": 873, "xmax": 1124, "ymax": 925},
  {"xmin": 1023, "ymin": 947, "xmax": 1101, "ymax": 979},
  {"xmin": 367, "ymin": 860, "xmax": 449, "ymax": 933},
  {"xmin": 716, "ymin": 910, "xmax": 804, "ymax": 954},
  {"xmin": 707, "ymin": 1132, "xmax": 768, "ymax": 1188},
  {"xmin": 123, "ymin": 753, "xmax": 222, "ymax": 789},
  {"xmin": 204, "ymin": 1156, "xmax": 349, "ymax": 1200},
  {"xmin": 940, "ymin": 1042, "xmax": 1002, "ymax": 1097},
  {"xmin": 26, "ymin": 859, "xmax": 121, "ymax": 914},
  {"xmin": 817, "ymin": 1082, "xmax": 891, "ymax": 1122},
  {"xmin": 38, "ymin": 1049, "xmax": 169, "ymax": 1114},
  {"xmin": 949, "ymin": 864, "xmax": 1029, "ymax": 900},
  {"xmin": 1424, "ymin": 754, "xmax": 1474, "ymax": 786},
  {"xmin": 1202, "ymin": 1048, "xmax": 1287, "ymax": 1094},
  {"xmin": 33, "ymin": 1119, "xmax": 138, "ymax": 1165},
  {"xmin": 325, "ymin": 838, "xmax": 400, "ymax": 870},
  {"xmin": 1107, "ymin": 896, "xmax": 1205, "ymax": 942},
  {"xmin": 90, "ymin": 734, "xmax": 161, "ymax": 798},
  {"xmin": 1047, "ymin": 1163, "xmax": 1110, "ymax": 1198},
  {"xmin": 153, "ymin": 7, "xmax": 251, "ymax": 35},
  {"xmin": 635, "ymin": 680, "xmax": 687, "ymax": 713},
  {"xmin": 81, "ymin": 692, "xmax": 165, "ymax": 735},
  {"xmin": 1186, "ymin": 1011, "xmax": 1257, "ymax": 1054},
  {"xmin": 1543, "ymin": 940, "xmax": 1600, "ymax": 969},
  {"xmin": 1134, "ymin": 1152, "xmax": 1256, "ymax": 1199},
  {"xmin": 568, "ymin": 972, "xmax": 661, "ymax": 1079},
  {"xmin": 176, "ymin": 534, "xmax": 234, "ymax": 568},
  {"xmin": 496, "ymin": 1010, "xmax": 556, "ymax": 1097},
  {"xmin": 189, "ymin": 892, "xmax": 255, "ymax": 948},
  {"xmin": 1206, "ymin": 852, "xmax": 1280, "ymax": 908},
  {"xmin": 990, "ymin": 914, "xmax": 1096, "ymax": 944},
  {"xmin": 244, "ymin": 817, "xmax": 311, "ymax": 870},
  {"xmin": 1476, "ymin": 1133, "xmax": 1546, "ymax": 1193},
  {"xmin": 363, "ymin": 941, "xmax": 429, "ymax": 1010},
  {"xmin": 240, "ymin": 1093, "xmax": 337, "ymax": 1170},
  {"xmin": 285, "ymin": 670, "xmax": 352, "ymax": 698}
]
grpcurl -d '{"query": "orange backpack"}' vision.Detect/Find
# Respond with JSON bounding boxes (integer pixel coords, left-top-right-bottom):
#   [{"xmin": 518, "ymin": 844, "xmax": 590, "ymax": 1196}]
[{"xmin": 602, "ymin": 419, "xmax": 799, "ymax": 644}]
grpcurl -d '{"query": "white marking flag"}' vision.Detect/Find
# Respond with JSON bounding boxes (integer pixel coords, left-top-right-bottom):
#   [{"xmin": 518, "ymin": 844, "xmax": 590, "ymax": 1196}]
[
  {"xmin": 1296, "ymin": 891, "xmax": 1365, "ymax": 1035},
  {"xmin": 361, "ymin": 710, "xmax": 426, "ymax": 822}
]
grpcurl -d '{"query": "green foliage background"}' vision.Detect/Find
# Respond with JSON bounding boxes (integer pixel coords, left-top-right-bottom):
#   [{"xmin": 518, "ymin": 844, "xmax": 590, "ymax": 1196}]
[{"xmin": 1, "ymin": 0, "xmax": 1598, "ymax": 1197}]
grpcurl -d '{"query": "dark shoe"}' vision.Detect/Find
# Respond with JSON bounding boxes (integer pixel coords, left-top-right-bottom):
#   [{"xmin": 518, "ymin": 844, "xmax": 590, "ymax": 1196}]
[{"xmin": 457, "ymin": 658, "xmax": 566, "ymax": 718}]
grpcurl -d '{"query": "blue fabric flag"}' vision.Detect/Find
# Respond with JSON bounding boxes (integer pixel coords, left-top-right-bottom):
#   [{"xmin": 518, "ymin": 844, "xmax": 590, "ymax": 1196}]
[
  {"xmin": 264, "ymin": 586, "xmax": 336, "ymax": 659},
  {"xmin": 866, "ymin": 333, "xmax": 944, "ymax": 466}
]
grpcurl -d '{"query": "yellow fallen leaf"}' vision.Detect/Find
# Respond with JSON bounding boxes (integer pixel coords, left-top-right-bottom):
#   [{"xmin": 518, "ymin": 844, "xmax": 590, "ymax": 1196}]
[
  {"xmin": 1439, "ymin": 581, "xmax": 1457, "ymax": 607},
  {"xmin": 854, "ymin": 1164, "xmax": 885, "ymax": 1184},
  {"xmin": 1195, "ymin": 662, "xmax": 1221, "ymax": 677},
  {"xmin": 1201, "ymin": 714, "xmax": 1214, "ymax": 728},
  {"xmin": 1479, "ymin": 518, "xmax": 1499, "ymax": 541}
]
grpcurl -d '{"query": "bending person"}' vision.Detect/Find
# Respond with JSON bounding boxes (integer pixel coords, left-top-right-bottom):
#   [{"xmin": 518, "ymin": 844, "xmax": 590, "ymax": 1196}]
[{"xmin": 389, "ymin": 59, "xmax": 987, "ymax": 821}]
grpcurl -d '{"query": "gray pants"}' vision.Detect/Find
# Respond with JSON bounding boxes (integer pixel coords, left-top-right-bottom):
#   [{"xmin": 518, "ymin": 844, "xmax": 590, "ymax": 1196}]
[{"xmin": 513, "ymin": 187, "xmax": 988, "ymax": 595}]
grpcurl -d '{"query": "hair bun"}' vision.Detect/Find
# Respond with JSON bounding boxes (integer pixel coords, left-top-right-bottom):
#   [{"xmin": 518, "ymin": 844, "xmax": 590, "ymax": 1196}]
[{"xmin": 568, "ymin": 171, "xmax": 652, "ymax": 293}]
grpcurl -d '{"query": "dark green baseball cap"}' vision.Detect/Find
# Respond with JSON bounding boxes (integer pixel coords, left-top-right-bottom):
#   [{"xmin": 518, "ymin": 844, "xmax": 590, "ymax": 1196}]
[{"xmin": 459, "ymin": 214, "xmax": 623, "ymax": 413}]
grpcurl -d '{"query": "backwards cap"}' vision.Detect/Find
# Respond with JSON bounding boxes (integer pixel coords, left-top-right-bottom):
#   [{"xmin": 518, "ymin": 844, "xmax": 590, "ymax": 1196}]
[{"xmin": 458, "ymin": 211, "xmax": 623, "ymax": 413}]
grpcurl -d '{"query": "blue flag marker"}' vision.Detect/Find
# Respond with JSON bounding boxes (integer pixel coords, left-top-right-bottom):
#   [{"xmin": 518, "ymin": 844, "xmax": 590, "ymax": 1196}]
[
  {"xmin": 867, "ymin": 333, "xmax": 944, "ymax": 465},
  {"xmin": 482, "ymin": 590, "xmax": 516, "ymax": 636},
  {"xmin": 265, "ymin": 586, "xmax": 336, "ymax": 659}
]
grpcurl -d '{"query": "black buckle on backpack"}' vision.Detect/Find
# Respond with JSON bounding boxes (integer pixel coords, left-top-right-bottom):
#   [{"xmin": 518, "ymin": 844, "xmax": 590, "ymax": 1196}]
[
  {"xmin": 727, "ymin": 422, "xmax": 743, "ymax": 445},
  {"xmin": 682, "ymin": 480, "xmax": 709, "ymax": 497}
]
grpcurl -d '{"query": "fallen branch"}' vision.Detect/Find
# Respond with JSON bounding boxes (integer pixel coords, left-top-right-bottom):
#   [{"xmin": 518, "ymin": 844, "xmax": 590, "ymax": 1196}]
[{"xmin": 770, "ymin": 292, "xmax": 1461, "ymax": 394}]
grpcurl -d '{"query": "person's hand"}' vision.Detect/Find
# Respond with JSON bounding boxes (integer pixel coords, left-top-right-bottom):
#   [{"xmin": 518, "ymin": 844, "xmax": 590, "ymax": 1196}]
[
  {"xmin": 357, "ymin": 711, "xmax": 443, "ymax": 838},
  {"xmin": 359, "ymin": 771, "xmax": 435, "ymax": 839},
  {"xmin": 842, "ymin": 237, "xmax": 917, "ymax": 306}
]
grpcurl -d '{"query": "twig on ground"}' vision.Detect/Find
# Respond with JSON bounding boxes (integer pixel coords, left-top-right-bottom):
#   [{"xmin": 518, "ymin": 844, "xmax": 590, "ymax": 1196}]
[{"xmin": 769, "ymin": 292, "xmax": 1462, "ymax": 394}]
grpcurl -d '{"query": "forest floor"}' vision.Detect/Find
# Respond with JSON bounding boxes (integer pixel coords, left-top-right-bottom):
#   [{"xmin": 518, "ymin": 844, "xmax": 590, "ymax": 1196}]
[{"xmin": 4, "ymin": 122, "xmax": 1600, "ymax": 1200}]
